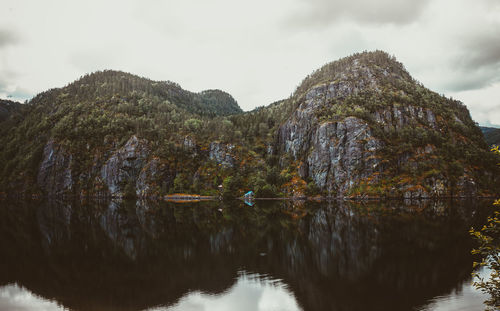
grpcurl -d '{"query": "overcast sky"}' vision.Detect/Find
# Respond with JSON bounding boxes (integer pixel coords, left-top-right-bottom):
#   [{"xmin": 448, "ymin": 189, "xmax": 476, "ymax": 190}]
[{"xmin": 0, "ymin": 0, "xmax": 499, "ymax": 126}]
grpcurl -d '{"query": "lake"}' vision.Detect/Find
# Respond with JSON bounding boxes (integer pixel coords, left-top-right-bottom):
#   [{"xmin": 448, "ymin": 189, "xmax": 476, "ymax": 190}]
[{"xmin": 0, "ymin": 199, "xmax": 493, "ymax": 311}]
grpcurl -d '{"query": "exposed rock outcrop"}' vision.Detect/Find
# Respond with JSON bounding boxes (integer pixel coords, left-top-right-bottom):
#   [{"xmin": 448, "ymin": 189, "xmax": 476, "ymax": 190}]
[
  {"xmin": 101, "ymin": 136, "xmax": 150, "ymax": 197},
  {"xmin": 38, "ymin": 140, "xmax": 73, "ymax": 195},
  {"xmin": 305, "ymin": 117, "xmax": 383, "ymax": 194},
  {"xmin": 209, "ymin": 142, "xmax": 235, "ymax": 168},
  {"xmin": 136, "ymin": 158, "xmax": 176, "ymax": 197},
  {"xmin": 279, "ymin": 98, "xmax": 384, "ymax": 196},
  {"xmin": 277, "ymin": 52, "xmax": 492, "ymax": 197}
]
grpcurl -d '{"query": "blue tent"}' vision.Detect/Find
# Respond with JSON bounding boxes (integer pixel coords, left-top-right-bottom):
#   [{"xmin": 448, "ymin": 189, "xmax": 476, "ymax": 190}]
[
  {"xmin": 244, "ymin": 191, "xmax": 254, "ymax": 198},
  {"xmin": 244, "ymin": 191, "xmax": 255, "ymax": 206}
]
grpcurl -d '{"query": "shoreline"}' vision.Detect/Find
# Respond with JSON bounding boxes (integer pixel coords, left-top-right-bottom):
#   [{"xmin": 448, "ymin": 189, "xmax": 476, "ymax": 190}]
[{"xmin": 0, "ymin": 192, "xmax": 497, "ymax": 202}]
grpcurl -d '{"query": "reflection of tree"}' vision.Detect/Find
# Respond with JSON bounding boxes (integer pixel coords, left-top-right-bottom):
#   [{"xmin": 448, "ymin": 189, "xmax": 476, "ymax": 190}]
[
  {"xmin": 0, "ymin": 199, "xmax": 492, "ymax": 311},
  {"xmin": 471, "ymin": 146, "xmax": 500, "ymax": 310}
]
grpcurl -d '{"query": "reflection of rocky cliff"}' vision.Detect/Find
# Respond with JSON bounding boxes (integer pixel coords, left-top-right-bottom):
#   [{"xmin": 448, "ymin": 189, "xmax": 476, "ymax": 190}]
[
  {"xmin": 0, "ymin": 199, "xmax": 491, "ymax": 311},
  {"xmin": 263, "ymin": 201, "xmax": 483, "ymax": 311}
]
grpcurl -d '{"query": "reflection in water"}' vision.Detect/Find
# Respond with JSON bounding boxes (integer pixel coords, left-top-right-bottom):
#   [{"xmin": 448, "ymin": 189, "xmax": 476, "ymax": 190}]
[
  {"xmin": 0, "ymin": 284, "xmax": 66, "ymax": 311},
  {"xmin": 416, "ymin": 268, "xmax": 489, "ymax": 311},
  {"xmin": 0, "ymin": 198, "xmax": 494, "ymax": 310},
  {"xmin": 149, "ymin": 272, "xmax": 301, "ymax": 311}
]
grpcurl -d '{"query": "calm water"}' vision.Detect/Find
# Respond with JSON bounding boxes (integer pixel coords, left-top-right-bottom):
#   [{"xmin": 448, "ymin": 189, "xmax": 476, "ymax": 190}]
[{"xmin": 0, "ymin": 199, "xmax": 493, "ymax": 311}]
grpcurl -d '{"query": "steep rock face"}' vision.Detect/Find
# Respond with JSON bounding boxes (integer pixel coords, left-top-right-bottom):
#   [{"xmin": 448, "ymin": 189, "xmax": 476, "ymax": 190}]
[
  {"xmin": 101, "ymin": 136, "xmax": 150, "ymax": 197},
  {"xmin": 136, "ymin": 159, "xmax": 160, "ymax": 197},
  {"xmin": 306, "ymin": 118, "xmax": 383, "ymax": 194},
  {"xmin": 373, "ymin": 105, "xmax": 437, "ymax": 130},
  {"xmin": 278, "ymin": 94, "xmax": 449, "ymax": 197},
  {"xmin": 38, "ymin": 140, "xmax": 73, "ymax": 195},
  {"xmin": 37, "ymin": 136, "xmax": 174, "ymax": 197},
  {"xmin": 182, "ymin": 136, "xmax": 197, "ymax": 152},
  {"xmin": 278, "ymin": 81, "xmax": 365, "ymax": 158},
  {"xmin": 280, "ymin": 114, "xmax": 383, "ymax": 195},
  {"xmin": 277, "ymin": 52, "xmax": 493, "ymax": 197},
  {"xmin": 209, "ymin": 142, "xmax": 235, "ymax": 168},
  {"xmin": 279, "ymin": 80, "xmax": 385, "ymax": 195},
  {"xmin": 136, "ymin": 158, "xmax": 176, "ymax": 197}
]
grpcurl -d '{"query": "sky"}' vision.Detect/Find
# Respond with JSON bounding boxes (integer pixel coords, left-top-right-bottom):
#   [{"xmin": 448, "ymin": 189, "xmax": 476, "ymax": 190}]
[{"xmin": 0, "ymin": 0, "xmax": 499, "ymax": 127}]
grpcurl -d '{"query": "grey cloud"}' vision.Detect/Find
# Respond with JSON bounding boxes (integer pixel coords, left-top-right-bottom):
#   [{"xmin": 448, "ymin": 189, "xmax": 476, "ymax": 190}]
[
  {"xmin": 68, "ymin": 47, "xmax": 120, "ymax": 73},
  {"xmin": 0, "ymin": 70, "xmax": 31, "ymax": 101},
  {"xmin": 481, "ymin": 120, "xmax": 500, "ymax": 128},
  {"xmin": 8, "ymin": 86, "xmax": 33, "ymax": 101},
  {"xmin": 457, "ymin": 31, "xmax": 500, "ymax": 69},
  {"xmin": 0, "ymin": 29, "xmax": 20, "ymax": 48},
  {"xmin": 443, "ymin": 30, "xmax": 500, "ymax": 92},
  {"xmin": 484, "ymin": 0, "xmax": 500, "ymax": 8},
  {"xmin": 0, "ymin": 74, "xmax": 14, "ymax": 94},
  {"xmin": 443, "ymin": 71, "xmax": 500, "ymax": 92},
  {"xmin": 286, "ymin": 0, "xmax": 431, "ymax": 29}
]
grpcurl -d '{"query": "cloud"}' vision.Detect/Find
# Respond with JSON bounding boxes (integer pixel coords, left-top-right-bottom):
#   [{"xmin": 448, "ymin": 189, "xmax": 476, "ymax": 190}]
[
  {"xmin": 0, "ymin": 28, "xmax": 19, "ymax": 47},
  {"xmin": 0, "ymin": 72, "xmax": 16, "ymax": 94},
  {"xmin": 0, "ymin": 27, "xmax": 24, "ymax": 100},
  {"xmin": 68, "ymin": 46, "xmax": 122, "ymax": 73},
  {"xmin": 0, "ymin": 69, "xmax": 32, "ymax": 101},
  {"xmin": 440, "ymin": 67, "xmax": 500, "ymax": 92},
  {"xmin": 0, "ymin": 0, "xmax": 498, "ymax": 123},
  {"xmin": 6, "ymin": 86, "xmax": 32, "ymax": 101},
  {"xmin": 427, "ymin": 1, "xmax": 500, "ymax": 92},
  {"xmin": 459, "ymin": 34, "xmax": 500, "ymax": 69},
  {"xmin": 286, "ymin": 0, "xmax": 431, "ymax": 28},
  {"xmin": 450, "ymin": 82, "xmax": 500, "ymax": 127}
]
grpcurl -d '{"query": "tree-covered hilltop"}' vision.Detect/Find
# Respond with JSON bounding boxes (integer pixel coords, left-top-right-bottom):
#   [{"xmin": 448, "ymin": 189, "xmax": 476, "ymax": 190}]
[
  {"xmin": 0, "ymin": 51, "xmax": 498, "ymax": 199},
  {"xmin": 0, "ymin": 99, "xmax": 22, "ymax": 123},
  {"xmin": 31, "ymin": 70, "xmax": 243, "ymax": 117}
]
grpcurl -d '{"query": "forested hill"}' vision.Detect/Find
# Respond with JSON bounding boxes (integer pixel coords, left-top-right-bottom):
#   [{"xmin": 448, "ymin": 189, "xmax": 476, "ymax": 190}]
[
  {"xmin": 480, "ymin": 126, "xmax": 500, "ymax": 146},
  {"xmin": 0, "ymin": 99, "xmax": 22, "ymax": 122},
  {"xmin": 0, "ymin": 51, "xmax": 498, "ymax": 199},
  {"xmin": 31, "ymin": 70, "xmax": 243, "ymax": 117}
]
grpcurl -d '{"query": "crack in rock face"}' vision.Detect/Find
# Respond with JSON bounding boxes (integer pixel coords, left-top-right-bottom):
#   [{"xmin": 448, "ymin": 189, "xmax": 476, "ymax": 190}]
[{"xmin": 101, "ymin": 136, "xmax": 150, "ymax": 197}]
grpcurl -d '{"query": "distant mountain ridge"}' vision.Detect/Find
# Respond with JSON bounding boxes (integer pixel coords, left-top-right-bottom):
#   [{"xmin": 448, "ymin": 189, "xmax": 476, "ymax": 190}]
[
  {"xmin": 0, "ymin": 51, "xmax": 498, "ymax": 199},
  {"xmin": 480, "ymin": 126, "xmax": 500, "ymax": 146}
]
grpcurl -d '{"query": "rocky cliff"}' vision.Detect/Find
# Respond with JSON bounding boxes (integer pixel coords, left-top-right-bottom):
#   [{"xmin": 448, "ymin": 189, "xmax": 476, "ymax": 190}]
[
  {"xmin": 277, "ymin": 51, "xmax": 497, "ymax": 198},
  {"xmin": 0, "ymin": 51, "xmax": 498, "ymax": 198}
]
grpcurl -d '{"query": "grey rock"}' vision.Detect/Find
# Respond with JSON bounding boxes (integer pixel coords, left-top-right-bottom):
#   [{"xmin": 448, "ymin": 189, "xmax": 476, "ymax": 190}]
[
  {"xmin": 277, "ymin": 66, "xmax": 450, "ymax": 197},
  {"xmin": 278, "ymin": 78, "xmax": 385, "ymax": 196},
  {"xmin": 38, "ymin": 140, "xmax": 73, "ymax": 195},
  {"xmin": 456, "ymin": 174, "xmax": 477, "ymax": 197},
  {"xmin": 182, "ymin": 136, "xmax": 197, "ymax": 155},
  {"xmin": 136, "ymin": 158, "xmax": 159, "ymax": 197},
  {"xmin": 306, "ymin": 117, "xmax": 383, "ymax": 195},
  {"xmin": 101, "ymin": 136, "xmax": 150, "ymax": 197},
  {"xmin": 209, "ymin": 142, "xmax": 235, "ymax": 168},
  {"xmin": 426, "ymin": 110, "xmax": 437, "ymax": 129}
]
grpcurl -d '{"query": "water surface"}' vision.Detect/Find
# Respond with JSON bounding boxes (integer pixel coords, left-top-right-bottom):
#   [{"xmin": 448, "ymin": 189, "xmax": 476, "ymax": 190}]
[{"xmin": 0, "ymin": 199, "xmax": 492, "ymax": 310}]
